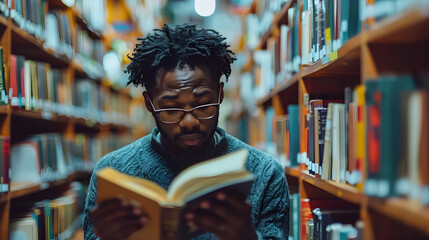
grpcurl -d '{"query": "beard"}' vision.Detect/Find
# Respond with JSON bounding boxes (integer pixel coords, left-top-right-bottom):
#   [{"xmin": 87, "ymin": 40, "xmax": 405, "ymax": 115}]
[{"xmin": 153, "ymin": 113, "xmax": 219, "ymax": 155}]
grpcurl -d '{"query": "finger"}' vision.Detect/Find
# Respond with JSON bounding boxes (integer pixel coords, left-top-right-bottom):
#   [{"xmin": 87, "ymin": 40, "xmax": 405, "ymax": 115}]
[
  {"xmin": 215, "ymin": 191, "xmax": 251, "ymax": 211},
  {"xmin": 96, "ymin": 214, "xmax": 148, "ymax": 239},
  {"xmin": 198, "ymin": 199, "xmax": 235, "ymax": 220},
  {"xmin": 189, "ymin": 206, "xmax": 226, "ymax": 234},
  {"xmin": 102, "ymin": 205, "xmax": 147, "ymax": 224},
  {"xmin": 91, "ymin": 198, "xmax": 128, "ymax": 219}
]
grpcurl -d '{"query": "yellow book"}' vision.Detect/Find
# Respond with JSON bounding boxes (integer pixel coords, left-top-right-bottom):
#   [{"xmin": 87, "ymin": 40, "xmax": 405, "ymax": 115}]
[
  {"xmin": 97, "ymin": 149, "xmax": 254, "ymax": 240},
  {"xmin": 355, "ymin": 85, "xmax": 366, "ymax": 190}
]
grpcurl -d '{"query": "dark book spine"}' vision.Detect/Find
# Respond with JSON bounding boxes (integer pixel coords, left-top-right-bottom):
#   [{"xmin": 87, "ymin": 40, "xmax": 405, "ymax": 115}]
[
  {"xmin": 2, "ymin": 136, "xmax": 10, "ymax": 193},
  {"xmin": 318, "ymin": 108, "xmax": 327, "ymax": 174}
]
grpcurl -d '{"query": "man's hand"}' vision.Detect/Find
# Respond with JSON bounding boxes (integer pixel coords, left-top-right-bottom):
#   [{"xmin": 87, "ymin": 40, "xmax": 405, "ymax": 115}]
[
  {"xmin": 184, "ymin": 191, "xmax": 258, "ymax": 240},
  {"xmin": 90, "ymin": 198, "xmax": 149, "ymax": 240}
]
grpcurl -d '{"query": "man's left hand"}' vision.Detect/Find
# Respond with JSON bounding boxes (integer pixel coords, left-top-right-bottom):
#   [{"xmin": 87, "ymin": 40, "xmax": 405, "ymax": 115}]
[{"xmin": 184, "ymin": 191, "xmax": 258, "ymax": 240}]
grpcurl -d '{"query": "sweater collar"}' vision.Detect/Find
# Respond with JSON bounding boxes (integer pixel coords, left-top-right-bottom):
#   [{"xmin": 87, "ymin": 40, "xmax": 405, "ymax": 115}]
[{"xmin": 149, "ymin": 127, "xmax": 229, "ymax": 172}]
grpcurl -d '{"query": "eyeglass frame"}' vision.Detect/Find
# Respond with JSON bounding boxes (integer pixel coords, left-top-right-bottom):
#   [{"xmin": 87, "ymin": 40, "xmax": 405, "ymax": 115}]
[{"xmin": 147, "ymin": 90, "xmax": 221, "ymax": 124}]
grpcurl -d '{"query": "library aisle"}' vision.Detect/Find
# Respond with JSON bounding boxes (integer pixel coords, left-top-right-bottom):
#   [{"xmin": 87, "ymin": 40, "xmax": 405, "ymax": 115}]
[{"xmin": 0, "ymin": 0, "xmax": 428, "ymax": 240}]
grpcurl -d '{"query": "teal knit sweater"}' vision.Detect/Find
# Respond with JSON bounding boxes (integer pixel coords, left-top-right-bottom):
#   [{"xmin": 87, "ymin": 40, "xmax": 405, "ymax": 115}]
[{"xmin": 83, "ymin": 127, "xmax": 289, "ymax": 240}]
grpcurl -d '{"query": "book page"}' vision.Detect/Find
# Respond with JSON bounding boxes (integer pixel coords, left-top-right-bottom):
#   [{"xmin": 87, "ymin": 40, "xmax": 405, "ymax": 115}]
[
  {"xmin": 167, "ymin": 149, "xmax": 249, "ymax": 202},
  {"xmin": 97, "ymin": 168, "xmax": 168, "ymax": 203}
]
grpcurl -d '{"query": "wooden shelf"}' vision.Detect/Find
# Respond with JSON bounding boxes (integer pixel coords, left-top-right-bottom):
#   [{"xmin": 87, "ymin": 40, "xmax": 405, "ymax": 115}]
[
  {"xmin": 368, "ymin": 198, "xmax": 429, "ymax": 235},
  {"xmin": 11, "ymin": 24, "xmax": 69, "ymax": 68},
  {"xmin": 301, "ymin": 34, "xmax": 361, "ymax": 79},
  {"xmin": 285, "ymin": 166, "xmax": 429, "ymax": 235},
  {"xmin": 256, "ymin": 73, "xmax": 299, "ymax": 108},
  {"xmin": 301, "ymin": 172, "xmax": 365, "ymax": 205},
  {"xmin": 72, "ymin": 8, "xmax": 103, "ymax": 40},
  {"xmin": 256, "ymin": 33, "xmax": 361, "ymax": 107},
  {"xmin": 285, "ymin": 166, "xmax": 301, "ymax": 178},
  {"xmin": 0, "ymin": 105, "xmax": 9, "ymax": 115},
  {"xmin": 367, "ymin": 7, "xmax": 429, "ymax": 43},
  {"xmin": 9, "ymin": 171, "xmax": 91, "ymax": 200}
]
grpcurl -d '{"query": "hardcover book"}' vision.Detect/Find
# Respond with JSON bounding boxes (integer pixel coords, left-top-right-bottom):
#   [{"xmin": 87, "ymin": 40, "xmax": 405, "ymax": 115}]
[{"xmin": 97, "ymin": 149, "xmax": 255, "ymax": 240}]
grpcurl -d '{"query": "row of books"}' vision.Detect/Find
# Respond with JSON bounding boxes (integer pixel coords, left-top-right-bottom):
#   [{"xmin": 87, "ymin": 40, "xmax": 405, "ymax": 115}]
[
  {"xmin": 290, "ymin": 193, "xmax": 363, "ymax": 240},
  {"xmin": 9, "ymin": 55, "xmax": 130, "ymax": 126},
  {"xmin": 10, "ymin": 0, "xmax": 46, "ymax": 39},
  {"xmin": 10, "ymin": 184, "xmax": 86, "ymax": 240},
  {"xmin": 45, "ymin": 8, "xmax": 105, "ymax": 65},
  {"xmin": 7, "ymin": 132, "xmax": 130, "ymax": 190},
  {"xmin": 274, "ymin": 75, "xmax": 429, "ymax": 203},
  {"xmin": 74, "ymin": 0, "xmax": 106, "ymax": 33},
  {"xmin": 243, "ymin": 0, "xmax": 425, "ymax": 100}
]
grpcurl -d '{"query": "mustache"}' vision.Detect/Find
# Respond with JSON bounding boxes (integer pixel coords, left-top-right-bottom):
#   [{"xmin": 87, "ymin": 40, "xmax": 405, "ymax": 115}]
[{"xmin": 175, "ymin": 130, "xmax": 207, "ymax": 139}]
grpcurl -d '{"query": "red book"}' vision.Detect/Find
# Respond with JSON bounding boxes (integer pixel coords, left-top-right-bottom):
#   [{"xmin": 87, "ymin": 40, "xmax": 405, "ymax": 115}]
[
  {"xmin": 1, "ymin": 136, "xmax": 10, "ymax": 193},
  {"xmin": 10, "ymin": 55, "xmax": 19, "ymax": 107}
]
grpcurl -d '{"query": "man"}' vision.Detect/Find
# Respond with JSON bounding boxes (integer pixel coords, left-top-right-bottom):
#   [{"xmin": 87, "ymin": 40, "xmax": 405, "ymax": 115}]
[{"xmin": 83, "ymin": 23, "xmax": 289, "ymax": 240}]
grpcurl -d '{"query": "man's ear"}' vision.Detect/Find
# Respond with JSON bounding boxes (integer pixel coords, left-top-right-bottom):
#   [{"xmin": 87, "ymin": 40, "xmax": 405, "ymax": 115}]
[
  {"xmin": 143, "ymin": 92, "xmax": 154, "ymax": 113},
  {"xmin": 219, "ymin": 82, "xmax": 224, "ymax": 104}
]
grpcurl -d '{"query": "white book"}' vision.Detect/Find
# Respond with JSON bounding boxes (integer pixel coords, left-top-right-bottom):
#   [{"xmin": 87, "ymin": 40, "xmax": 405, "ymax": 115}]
[
  {"xmin": 24, "ymin": 60, "xmax": 32, "ymax": 110},
  {"xmin": 339, "ymin": 104, "xmax": 347, "ymax": 183},
  {"xmin": 321, "ymin": 103, "xmax": 334, "ymax": 180},
  {"xmin": 331, "ymin": 104, "xmax": 341, "ymax": 182}
]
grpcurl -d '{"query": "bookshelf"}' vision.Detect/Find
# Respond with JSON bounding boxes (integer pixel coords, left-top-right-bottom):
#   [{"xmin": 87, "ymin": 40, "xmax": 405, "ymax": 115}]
[
  {"xmin": 0, "ymin": 1, "xmax": 144, "ymax": 239},
  {"xmin": 241, "ymin": 0, "xmax": 429, "ymax": 239}
]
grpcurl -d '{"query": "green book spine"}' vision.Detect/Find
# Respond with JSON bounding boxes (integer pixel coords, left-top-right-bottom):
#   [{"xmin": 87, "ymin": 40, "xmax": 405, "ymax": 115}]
[{"xmin": 289, "ymin": 105, "xmax": 300, "ymax": 167}]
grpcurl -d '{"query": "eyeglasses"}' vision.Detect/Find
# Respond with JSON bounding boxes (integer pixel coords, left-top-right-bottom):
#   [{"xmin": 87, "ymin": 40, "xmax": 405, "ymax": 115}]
[{"xmin": 147, "ymin": 91, "xmax": 221, "ymax": 124}]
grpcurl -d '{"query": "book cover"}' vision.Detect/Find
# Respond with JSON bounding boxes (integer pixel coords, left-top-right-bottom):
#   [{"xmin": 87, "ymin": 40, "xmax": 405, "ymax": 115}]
[
  {"xmin": 309, "ymin": 99, "xmax": 323, "ymax": 175},
  {"xmin": 321, "ymin": 103, "xmax": 333, "ymax": 180},
  {"xmin": 355, "ymin": 85, "xmax": 365, "ymax": 190},
  {"xmin": 331, "ymin": 103, "xmax": 341, "ymax": 182},
  {"xmin": 420, "ymin": 91, "xmax": 429, "ymax": 205},
  {"xmin": 97, "ymin": 149, "xmax": 255, "ymax": 240},
  {"xmin": 378, "ymin": 75, "xmax": 416, "ymax": 197},
  {"xmin": 1, "ymin": 136, "xmax": 10, "ymax": 193},
  {"xmin": 315, "ymin": 108, "xmax": 327, "ymax": 177},
  {"xmin": 313, "ymin": 208, "xmax": 359, "ymax": 240},
  {"xmin": 365, "ymin": 80, "xmax": 380, "ymax": 196},
  {"xmin": 289, "ymin": 105, "xmax": 300, "ymax": 167},
  {"xmin": 10, "ymin": 54, "xmax": 19, "ymax": 107}
]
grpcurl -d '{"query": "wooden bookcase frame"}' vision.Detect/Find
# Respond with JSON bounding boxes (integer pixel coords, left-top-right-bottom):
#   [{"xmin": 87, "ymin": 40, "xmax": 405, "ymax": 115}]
[
  {"xmin": 0, "ymin": 0, "xmax": 134, "ymax": 239},
  {"xmin": 251, "ymin": 1, "xmax": 429, "ymax": 240}
]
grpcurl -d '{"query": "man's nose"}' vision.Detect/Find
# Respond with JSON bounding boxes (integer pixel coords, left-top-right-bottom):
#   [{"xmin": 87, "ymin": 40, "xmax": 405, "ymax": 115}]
[{"xmin": 179, "ymin": 112, "xmax": 200, "ymax": 130}]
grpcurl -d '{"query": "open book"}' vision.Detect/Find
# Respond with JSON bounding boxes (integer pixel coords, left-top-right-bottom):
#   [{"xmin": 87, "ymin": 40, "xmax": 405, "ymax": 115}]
[{"xmin": 97, "ymin": 149, "xmax": 254, "ymax": 240}]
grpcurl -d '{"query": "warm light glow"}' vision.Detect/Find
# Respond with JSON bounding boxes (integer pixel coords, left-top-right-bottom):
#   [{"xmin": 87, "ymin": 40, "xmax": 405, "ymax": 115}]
[{"xmin": 194, "ymin": 0, "xmax": 216, "ymax": 17}]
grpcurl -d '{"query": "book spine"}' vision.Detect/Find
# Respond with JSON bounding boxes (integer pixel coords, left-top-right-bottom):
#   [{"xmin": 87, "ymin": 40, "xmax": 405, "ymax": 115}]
[{"xmin": 161, "ymin": 206, "xmax": 181, "ymax": 240}]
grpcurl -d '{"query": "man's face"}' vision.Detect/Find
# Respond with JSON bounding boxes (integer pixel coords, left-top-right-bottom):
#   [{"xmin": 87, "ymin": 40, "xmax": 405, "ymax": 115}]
[{"xmin": 144, "ymin": 65, "xmax": 223, "ymax": 154}]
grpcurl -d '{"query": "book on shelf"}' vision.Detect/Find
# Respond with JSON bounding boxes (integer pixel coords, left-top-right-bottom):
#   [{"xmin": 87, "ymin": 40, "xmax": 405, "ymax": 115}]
[
  {"xmin": 10, "ymin": 187, "xmax": 85, "ymax": 240},
  {"xmin": 312, "ymin": 208, "xmax": 359, "ymax": 240},
  {"xmin": 365, "ymin": 75, "xmax": 417, "ymax": 197},
  {"xmin": 298, "ymin": 197, "xmax": 359, "ymax": 240},
  {"xmin": 97, "ymin": 149, "xmax": 255, "ymax": 240},
  {"xmin": 354, "ymin": 84, "xmax": 366, "ymax": 190},
  {"xmin": 321, "ymin": 103, "xmax": 333, "ymax": 180},
  {"xmin": 314, "ymin": 107, "xmax": 327, "ymax": 177},
  {"xmin": 0, "ymin": 136, "xmax": 10, "ymax": 194},
  {"xmin": 288, "ymin": 105, "xmax": 300, "ymax": 167},
  {"xmin": 308, "ymin": 99, "xmax": 323, "ymax": 175}
]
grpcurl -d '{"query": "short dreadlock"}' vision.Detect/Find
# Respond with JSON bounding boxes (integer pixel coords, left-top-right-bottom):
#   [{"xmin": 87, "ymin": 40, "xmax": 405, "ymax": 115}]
[{"xmin": 125, "ymin": 23, "xmax": 236, "ymax": 89}]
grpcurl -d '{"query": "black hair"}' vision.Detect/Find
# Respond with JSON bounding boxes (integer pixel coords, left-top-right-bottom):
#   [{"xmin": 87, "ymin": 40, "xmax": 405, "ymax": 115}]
[{"xmin": 125, "ymin": 23, "xmax": 236, "ymax": 89}]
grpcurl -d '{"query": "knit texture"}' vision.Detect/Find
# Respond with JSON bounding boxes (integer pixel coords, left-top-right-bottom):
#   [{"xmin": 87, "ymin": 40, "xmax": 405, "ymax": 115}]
[{"xmin": 83, "ymin": 127, "xmax": 289, "ymax": 240}]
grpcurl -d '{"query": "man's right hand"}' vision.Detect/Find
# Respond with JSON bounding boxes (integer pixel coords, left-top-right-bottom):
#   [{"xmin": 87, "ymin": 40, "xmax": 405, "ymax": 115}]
[{"xmin": 90, "ymin": 198, "xmax": 149, "ymax": 240}]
